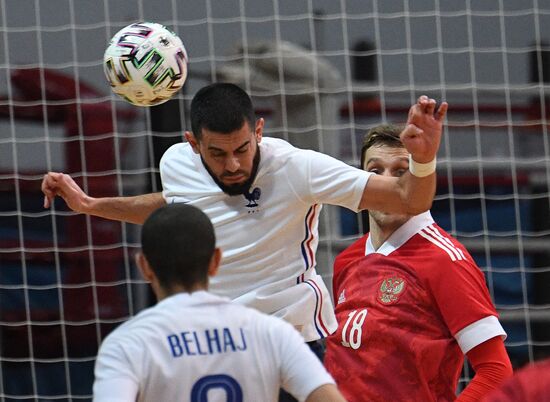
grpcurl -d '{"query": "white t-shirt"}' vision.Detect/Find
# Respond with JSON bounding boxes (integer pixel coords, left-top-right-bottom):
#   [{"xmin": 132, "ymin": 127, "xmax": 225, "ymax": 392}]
[
  {"xmin": 93, "ymin": 291, "xmax": 335, "ymax": 402},
  {"xmin": 161, "ymin": 137, "xmax": 371, "ymax": 341}
]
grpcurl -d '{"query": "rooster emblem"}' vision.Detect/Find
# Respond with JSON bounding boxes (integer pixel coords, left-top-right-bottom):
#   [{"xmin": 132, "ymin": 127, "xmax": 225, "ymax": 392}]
[
  {"xmin": 377, "ymin": 277, "xmax": 406, "ymax": 305},
  {"xmin": 244, "ymin": 187, "xmax": 261, "ymax": 208}
]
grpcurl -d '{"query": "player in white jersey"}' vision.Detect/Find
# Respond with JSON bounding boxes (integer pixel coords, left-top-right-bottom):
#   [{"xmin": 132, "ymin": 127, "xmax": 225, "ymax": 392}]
[
  {"xmin": 42, "ymin": 84, "xmax": 447, "ymax": 345},
  {"xmin": 160, "ymin": 134, "xmax": 372, "ymax": 341},
  {"xmin": 93, "ymin": 202, "xmax": 345, "ymax": 402}
]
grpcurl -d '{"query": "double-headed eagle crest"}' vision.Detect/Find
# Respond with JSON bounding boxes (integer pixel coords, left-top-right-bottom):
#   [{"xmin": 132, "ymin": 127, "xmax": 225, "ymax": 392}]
[{"xmin": 377, "ymin": 277, "xmax": 406, "ymax": 305}]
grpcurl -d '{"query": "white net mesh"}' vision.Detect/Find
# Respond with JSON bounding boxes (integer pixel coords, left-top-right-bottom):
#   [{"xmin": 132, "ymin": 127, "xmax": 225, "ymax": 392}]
[{"xmin": 1, "ymin": 0, "xmax": 550, "ymax": 400}]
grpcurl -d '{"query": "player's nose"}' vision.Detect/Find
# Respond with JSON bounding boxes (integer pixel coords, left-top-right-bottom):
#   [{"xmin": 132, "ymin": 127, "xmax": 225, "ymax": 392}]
[{"xmin": 225, "ymin": 156, "xmax": 240, "ymax": 172}]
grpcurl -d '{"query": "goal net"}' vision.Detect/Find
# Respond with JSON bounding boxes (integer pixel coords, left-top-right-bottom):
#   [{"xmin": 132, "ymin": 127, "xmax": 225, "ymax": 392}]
[{"xmin": 1, "ymin": 0, "xmax": 549, "ymax": 400}]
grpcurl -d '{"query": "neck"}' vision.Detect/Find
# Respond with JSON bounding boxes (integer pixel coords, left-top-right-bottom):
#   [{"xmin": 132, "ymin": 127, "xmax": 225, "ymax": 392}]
[
  {"xmin": 154, "ymin": 282, "xmax": 208, "ymax": 302},
  {"xmin": 368, "ymin": 217, "xmax": 401, "ymax": 251}
]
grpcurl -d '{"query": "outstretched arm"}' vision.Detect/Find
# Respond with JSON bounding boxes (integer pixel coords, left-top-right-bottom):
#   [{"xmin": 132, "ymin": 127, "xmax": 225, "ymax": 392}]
[
  {"xmin": 306, "ymin": 384, "xmax": 347, "ymax": 402},
  {"xmin": 359, "ymin": 95, "xmax": 448, "ymax": 214},
  {"xmin": 41, "ymin": 172, "xmax": 166, "ymax": 224}
]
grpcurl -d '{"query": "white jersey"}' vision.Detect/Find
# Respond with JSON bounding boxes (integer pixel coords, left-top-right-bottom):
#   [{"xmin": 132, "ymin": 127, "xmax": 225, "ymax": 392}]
[
  {"xmin": 93, "ymin": 291, "xmax": 335, "ymax": 402},
  {"xmin": 161, "ymin": 137, "xmax": 371, "ymax": 341}
]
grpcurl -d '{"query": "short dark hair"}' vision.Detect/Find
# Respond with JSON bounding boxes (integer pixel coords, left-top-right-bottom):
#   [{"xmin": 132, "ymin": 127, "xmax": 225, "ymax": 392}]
[
  {"xmin": 360, "ymin": 124, "xmax": 404, "ymax": 168},
  {"xmin": 190, "ymin": 83, "xmax": 256, "ymax": 140},
  {"xmin": 141, "ymin": 203, "xmax": 216, "ymax": 292}
]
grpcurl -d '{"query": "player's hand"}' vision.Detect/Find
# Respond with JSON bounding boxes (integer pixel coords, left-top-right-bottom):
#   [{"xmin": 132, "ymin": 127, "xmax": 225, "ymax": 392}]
[
  {"xmin": 41, "ymin": 172, "xmax": 91, "ymax": 212},
  {"xmin": 400, "ymin": 95, "xmax": 448, "ymax": 163}
]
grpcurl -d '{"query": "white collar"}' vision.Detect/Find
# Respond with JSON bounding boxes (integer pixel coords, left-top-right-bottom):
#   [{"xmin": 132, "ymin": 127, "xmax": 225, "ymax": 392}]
[
  {"xmin": 157, "ymin": 290, "xmax": 229, "ymax": 308},
  {"xmin": 365, "ymin": 211, "xmax": 434, "ymax": 256}
]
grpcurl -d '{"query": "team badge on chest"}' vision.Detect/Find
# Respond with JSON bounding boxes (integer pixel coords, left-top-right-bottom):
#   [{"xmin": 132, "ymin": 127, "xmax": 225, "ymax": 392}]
[
  {"xmin": 377, "ymin": 277, "xmax": 406, "ymax": 305},
  {"xmin": 243, "ymin": 187, "xmax": 261, "ymax": 213}
]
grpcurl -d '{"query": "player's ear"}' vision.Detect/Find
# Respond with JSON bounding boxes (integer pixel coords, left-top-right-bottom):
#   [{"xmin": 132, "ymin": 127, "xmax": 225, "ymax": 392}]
[
  {"xmin": 207, "ymin": 248, "xmax": 222, "ymax": 278},
  {"xmin": 254, "ymin": 118, "xmax": 264, "ymax": 143},
  {"xmin": 184, "ymin": 131, "xmax": 200, "ymax": 154},
  {"xmin": 135, "ymin": 251, "xmax": 155, "ymax": 283}
]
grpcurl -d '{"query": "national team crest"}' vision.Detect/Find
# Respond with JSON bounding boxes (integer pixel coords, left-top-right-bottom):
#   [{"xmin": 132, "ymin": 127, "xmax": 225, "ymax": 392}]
[
  {"xmin": 377, "ymin": 277, "xmax": 406, "ymax": 305},
  {"xmin": 244, "ymin": 187, "xmax": 261, "ymax": 209}
]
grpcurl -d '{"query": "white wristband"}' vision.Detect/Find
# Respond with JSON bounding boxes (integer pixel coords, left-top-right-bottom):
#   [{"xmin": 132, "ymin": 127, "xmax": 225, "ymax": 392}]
[{"xmin": 409, "ymin": 155, "xmax": 436, "ymax": 177}]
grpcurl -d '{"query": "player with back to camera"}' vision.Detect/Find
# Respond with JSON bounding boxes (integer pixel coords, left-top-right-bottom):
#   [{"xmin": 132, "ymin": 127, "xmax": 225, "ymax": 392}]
[
  {"xmin": 42, "ymin": 84, "xmax": 446, "ymax": 374},
  {"xmin": 93, "ymin": 202, "xmax": 347, "ymax": 402},
  {"xmin": 323, "ymin": 124, "xmax": 513, "ymax": 402}
]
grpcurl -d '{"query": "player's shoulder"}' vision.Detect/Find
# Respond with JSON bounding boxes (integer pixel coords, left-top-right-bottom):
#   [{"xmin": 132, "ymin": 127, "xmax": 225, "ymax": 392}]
[
  {"xmin": 406, "ymin": 223, "xmax": 479, "ymax": 276},
  {"xmin": 261, "ymin": 137, "xmax": 324, "ymax": 159},
  {"xmin": 413, "ymin": 223, "xmax": 466, "ymax": 257},
  {"xmin": 258, "ymin": 137, "xmax": 316, "ymax": 181},
  {"xmin": 261, "ymin": 136, "xmax": 294, "ymax": 149},
  {"xmin": 109, "ymin": 303, "xmax": 161, "ymax": 335},
  {"xmin": 334, "ymin": 234, "xmax": 368, "ymax": 272},
  {"xmin": 260, "ymin": 137, "xmax": 346, "ymax": 173},
  {"xmin": 160, "ymin": 141, "xmax": 193, "ymax": 166},
  {"xmin": 97, "ymin": 306, "xmax": 157, "ymax": 354},
  {"xmin": 260, "ymin": 137, "xmax": 300, "ymax": 161}
]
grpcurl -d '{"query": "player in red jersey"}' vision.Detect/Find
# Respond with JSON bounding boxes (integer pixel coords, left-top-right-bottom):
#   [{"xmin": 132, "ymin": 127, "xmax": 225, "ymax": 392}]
[
  {"xmin": 481, "ymin": 357, "xmax": 550, "ymax": 402},
  {"xmin": 324, "ymin": 124, "xmax": 513, "ymax": 401}
]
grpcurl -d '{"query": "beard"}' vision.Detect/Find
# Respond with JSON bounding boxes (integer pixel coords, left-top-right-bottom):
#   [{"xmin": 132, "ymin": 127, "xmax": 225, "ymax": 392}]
[{"xmin": 201, "ymin": 147, "xmax": 261, "ymax": 196}]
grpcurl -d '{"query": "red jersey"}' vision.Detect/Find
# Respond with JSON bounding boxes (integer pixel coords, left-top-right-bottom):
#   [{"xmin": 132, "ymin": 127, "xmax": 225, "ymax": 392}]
[
  {"xmin": 482, "ymin": 358, "xmax": 550, "ymax": 402},
  {"xmin": 325, "ymin": 212, "xmax": 506, "ymax": 402}
]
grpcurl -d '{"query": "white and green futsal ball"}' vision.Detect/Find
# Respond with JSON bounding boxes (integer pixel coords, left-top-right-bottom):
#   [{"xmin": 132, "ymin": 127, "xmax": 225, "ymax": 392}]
[{"xmin": 104, "ymin": 22, "xmax": 188, "ymax": 107}]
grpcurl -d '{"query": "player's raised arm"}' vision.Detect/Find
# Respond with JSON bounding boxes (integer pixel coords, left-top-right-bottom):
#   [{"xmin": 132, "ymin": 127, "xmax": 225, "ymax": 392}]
[
  {"xmin": 358, "ymin": 95, "xmax": 448, "ymax": 214},
  {"xmin": 41, "ymin": 172, "xmax": 166, "ymax": 225}
]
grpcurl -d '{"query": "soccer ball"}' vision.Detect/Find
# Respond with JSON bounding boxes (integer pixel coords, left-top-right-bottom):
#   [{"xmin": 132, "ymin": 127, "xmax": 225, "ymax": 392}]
[{"xmin": 103, "ymin": 22, "xmax": 188, "ymax": 107}]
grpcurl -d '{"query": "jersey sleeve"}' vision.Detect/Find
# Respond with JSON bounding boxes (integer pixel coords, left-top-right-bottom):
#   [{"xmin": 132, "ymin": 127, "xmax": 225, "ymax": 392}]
[
  {"xmin": 289, "ymin": 149, "xmax": 371, "ymax": 212},
  {"xmin": 93, "ymin": 337, "xmax": 140, "ymax": 402},
  {"xmin": 159, "ymin": 143, "xmax": 198, "ymax": 204},
  {"xmin": 274, "ymin": 319, "xmax": 335, "ymax": 401},
  {"xmin": 421, "ymin": 232, "xmax": 506, "ymax": 354}
]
